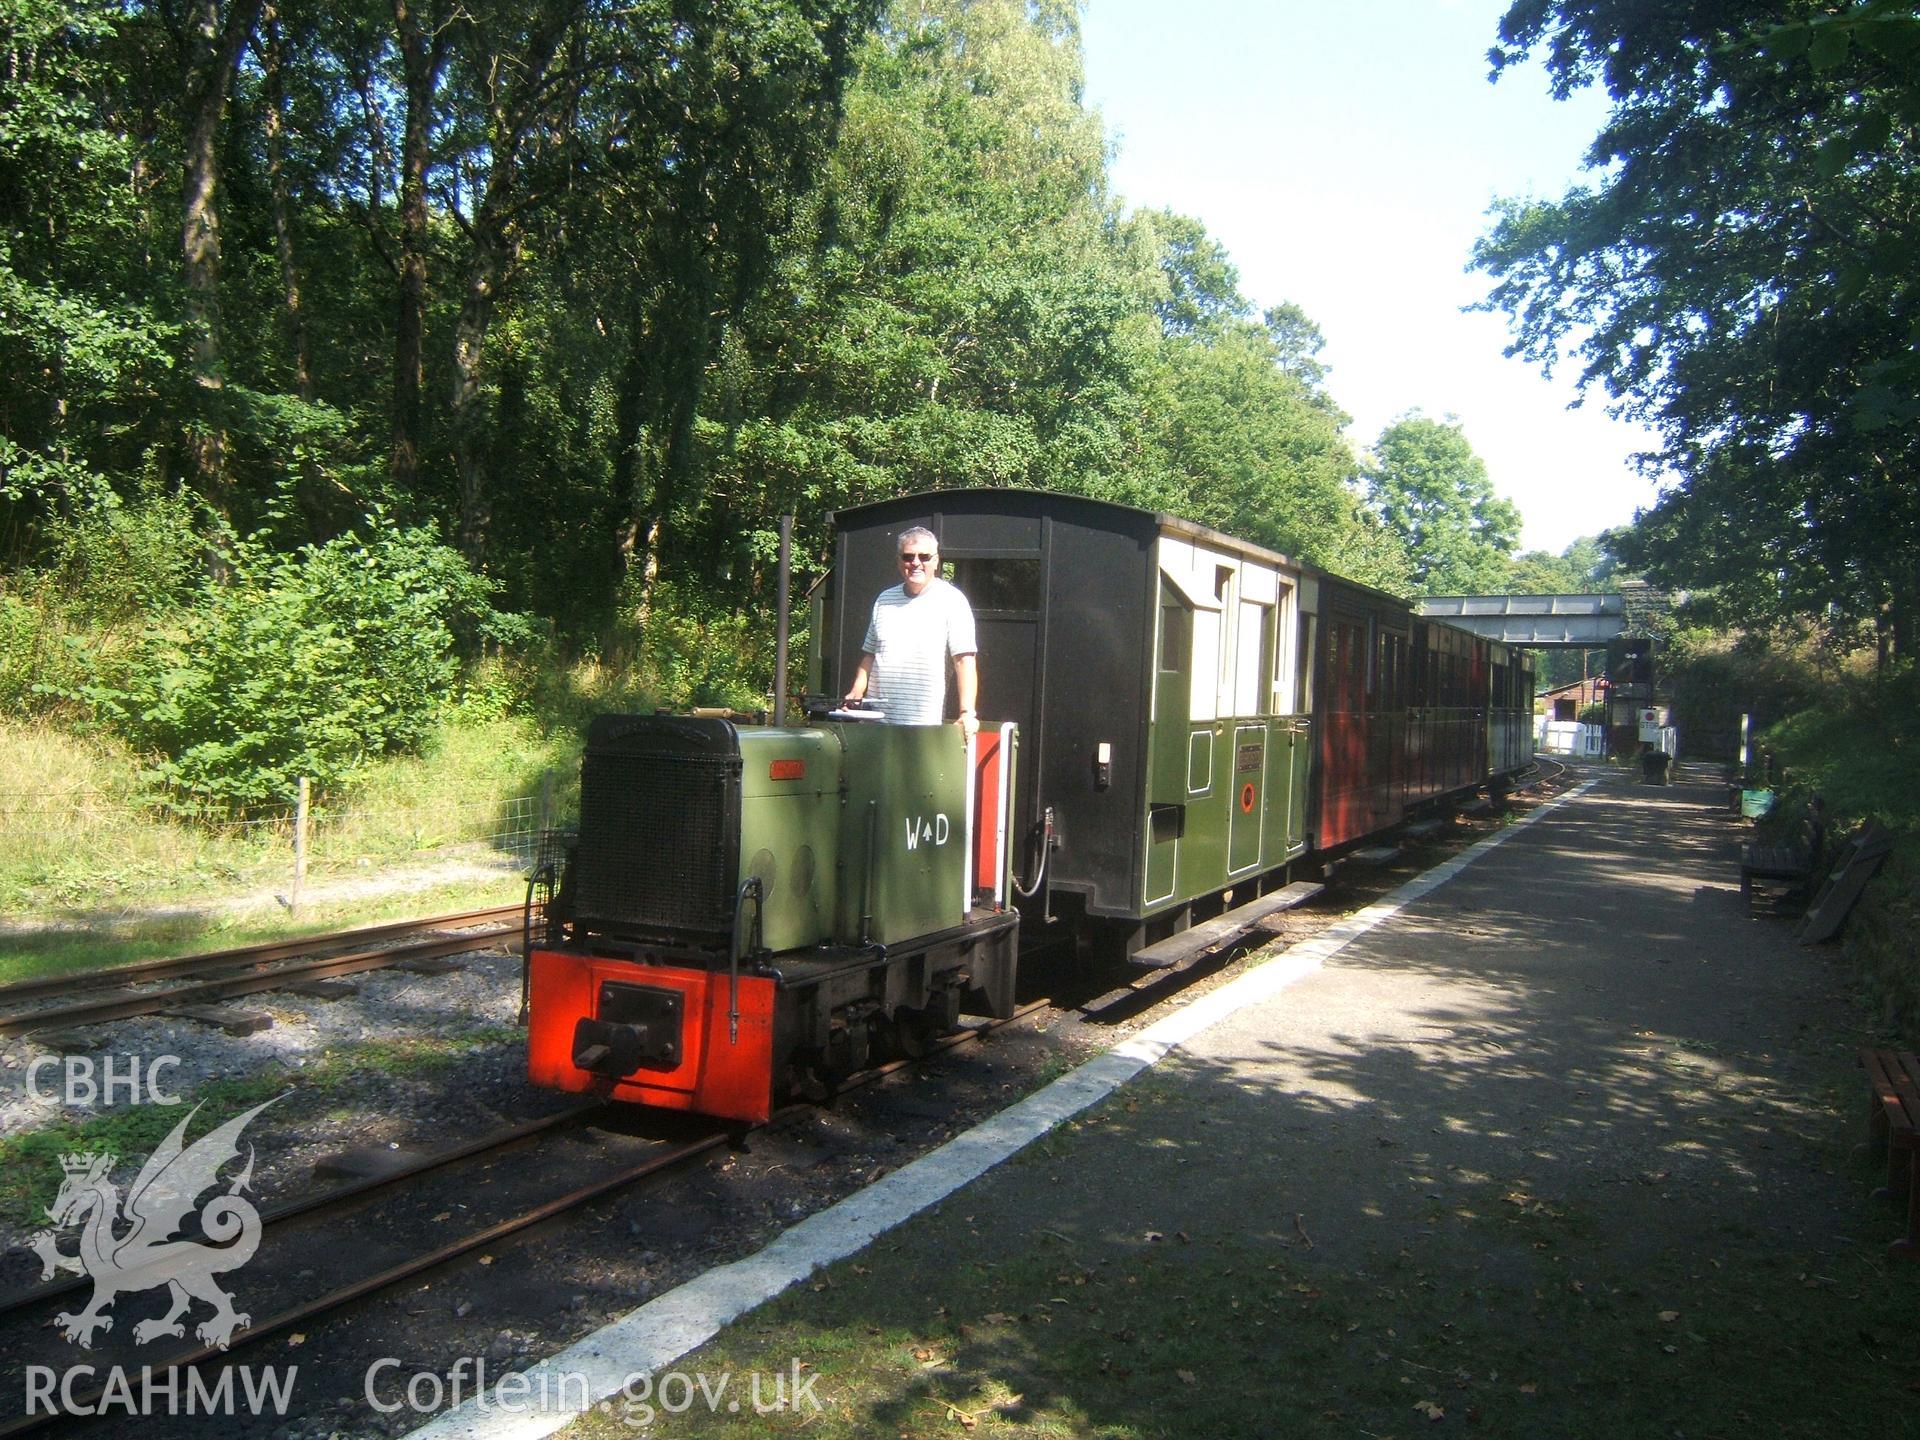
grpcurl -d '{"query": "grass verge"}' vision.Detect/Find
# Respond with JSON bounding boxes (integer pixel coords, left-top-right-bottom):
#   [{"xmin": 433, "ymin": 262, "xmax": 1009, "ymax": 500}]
[
  {"xmin": 0, "ymin": 715, "xmax": 576, "ymax": 918},
  {"xmin": 0, "ymin": 872, "xmax": 527, "ymax": 987},
  {"xmin": 0, "ymin": 710, "xmax": 579, "ymax": 984}
]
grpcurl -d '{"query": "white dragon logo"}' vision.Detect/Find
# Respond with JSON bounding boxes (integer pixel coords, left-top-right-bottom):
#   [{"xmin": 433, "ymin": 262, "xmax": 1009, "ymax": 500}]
[{"xmin": 27, "ymin": 1097, "xmax": 278, "ymax": 1351}]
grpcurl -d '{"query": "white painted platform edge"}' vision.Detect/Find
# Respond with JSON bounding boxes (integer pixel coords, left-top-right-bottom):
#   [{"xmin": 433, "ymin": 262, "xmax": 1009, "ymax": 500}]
[{"xmin": 404, "ymin": 779, "xmax": 1594, "ymax": 1440}]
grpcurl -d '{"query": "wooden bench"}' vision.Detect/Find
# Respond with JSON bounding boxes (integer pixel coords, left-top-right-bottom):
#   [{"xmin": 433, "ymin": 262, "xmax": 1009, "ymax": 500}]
[
  {"xmin": 1799, "ymin": 820, "xmax": 1894, "ymax": 944},
  {"xmin": 1860, "ymin": 1049, "xmax": 1920, "ymax": 1259},
  {"xmin": 1739, "ymin": 806, "xmax": 1826, "ymax": 913}
]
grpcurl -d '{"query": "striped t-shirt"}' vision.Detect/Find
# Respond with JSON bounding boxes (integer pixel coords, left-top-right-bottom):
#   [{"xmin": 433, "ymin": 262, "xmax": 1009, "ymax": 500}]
[{"xmin": 861, "ymin": 578, "xmax": 977, "ymax": 725}]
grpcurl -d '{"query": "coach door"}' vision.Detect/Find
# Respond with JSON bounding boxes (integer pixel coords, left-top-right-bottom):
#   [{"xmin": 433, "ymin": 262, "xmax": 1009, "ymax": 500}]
[
  {"xmin": 944, "ymin": 553, "xmax": 1042, "ymax": 819},
  {"xmin": 1228, "ymin": 590, "xmax": 1275, "ymax": 875},
  {"xmin": 1374, "ymin": 619, "xmax": 1408, "ymax": 829},
  {"xmin": 1145, "ymin": 578, "xmax": 1194, "ymax": 906},
  {"xmin": 944, "ymin": 555, "xmax": 1040, "ymax": 719}
]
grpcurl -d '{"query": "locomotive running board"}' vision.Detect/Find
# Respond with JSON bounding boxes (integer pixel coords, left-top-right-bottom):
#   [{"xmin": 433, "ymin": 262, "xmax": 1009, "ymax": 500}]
[{"xmin": 1129, "ymin": 881, "xmax": 1326, "ymax": 970}]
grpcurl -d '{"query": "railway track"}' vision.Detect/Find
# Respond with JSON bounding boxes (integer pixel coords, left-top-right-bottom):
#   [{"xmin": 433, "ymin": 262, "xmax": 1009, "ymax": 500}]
[
  {"xmin": 0, "ymin": 906, "xmax": 525, "ymax": 1040},
  {"xmin": 0, "ymin": 999, "xmax": 1050, "ymax": 1436},
  {"xmin": 0, "ymin": 1099, "xmax": 605, "ymax": 1324}
]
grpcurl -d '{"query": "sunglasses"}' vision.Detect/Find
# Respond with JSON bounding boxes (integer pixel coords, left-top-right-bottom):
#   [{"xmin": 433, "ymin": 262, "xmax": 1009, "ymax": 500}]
[{"xmin": 900, "ymin": 552, "xmax": 936, "ymax": 563}]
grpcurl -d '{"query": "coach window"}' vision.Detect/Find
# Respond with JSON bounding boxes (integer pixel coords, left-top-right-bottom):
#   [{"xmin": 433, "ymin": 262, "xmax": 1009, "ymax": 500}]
[
  {"xmin": 1159, "ymin": 590, "xmax": 1192, "ymax": 674},
  {"xmin": 1191, "ymin": 610, "xmax": 1221, "ymax": 722},
  {"xmin": 1211, "ymin": 566, "xmax": 1236, "ymax": 718},
  {"xmin": 1297, "ymin": 614, "xmax": 1316, "ymax": 714},
  {"xmin": 1163, "ymin": 569, "xmax": 1223, "ymax": 725},
  {"xmin": 1235, "ymin": 599, "xmax": 1272, "ymax": 716},
  {"xmin": 1379, "ymin": 632, "xmax": 1402, "ymax": 712},
  {"xmin": 1272, "ymin": 582, "xmax": 1297, "ymax": 715},
  {"xmin": 946, "ymin": 557, "xmax": 1040, "ymax": 614},
  {"xmin": 1159, "ymin": 566, "xmax": 1221, "ymax": 724}
]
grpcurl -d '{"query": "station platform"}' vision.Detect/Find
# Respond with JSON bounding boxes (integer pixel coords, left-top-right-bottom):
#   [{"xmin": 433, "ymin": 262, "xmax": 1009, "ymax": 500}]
[{"xmin": 412, "ymin": 765, "xmax": 1903, "ymax": 1439}]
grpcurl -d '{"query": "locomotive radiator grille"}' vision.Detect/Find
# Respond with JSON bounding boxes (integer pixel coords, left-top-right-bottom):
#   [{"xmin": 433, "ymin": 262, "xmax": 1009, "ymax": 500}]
[{"xmin": 573, "ymin": 749, "xmax": 740, "ymax": 941}]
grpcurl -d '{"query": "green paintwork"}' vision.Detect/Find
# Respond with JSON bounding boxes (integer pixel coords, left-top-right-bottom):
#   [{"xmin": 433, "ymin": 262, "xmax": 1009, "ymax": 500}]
[
  {"xmin": 835, "ymin": 723, "xmax": 970, "ymax": 945},
  {"xmin": 1261, "ymin": 717, "xmax": 1311, "ymax": 867},
  {"xmin": 734, "ymin": 723, "xmax": 972, "ymax": 953},
  {"xmin": 1141, "ymin": 712, "xmax": 1313, "ymax": 918},
  {"xmin": 1145, "ymin": 799, "xmax": 1178, "ymax": 905},
  {"xmin": 1288, "ymin": 718, "xmax": 1311, "ymax": 842},
  {"xmin": 1150, "ymin": 678, "xmax": 1190, "ymax": 807},
  {"xmin": 736, "ymin": 729, "xmax": 843, "ymax": 953},
  {"xmin": 1228, "ymin": 724, "xmax": 1265, "ymax": 872},
  {"xmin": 1174, "ymin": 722, "xmax": 1230, "ymax": 901}
]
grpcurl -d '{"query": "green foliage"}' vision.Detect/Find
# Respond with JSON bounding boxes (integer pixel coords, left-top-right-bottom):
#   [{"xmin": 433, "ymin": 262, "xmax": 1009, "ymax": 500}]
[
  {"xmin": 1510, "ymin": 536, "xmax": 1623, "ymax": 689},
  {"xmin": 1262, "ymin": 301, "xmax": 1332, "ymax": 390},
  {"xmin": 676, "ymin": 0, "xmax": 1162, "ymax": 580},
  {"xmin": 0, "ymin": 487, "xmax": 204, "ymax": 715},
  {"xmin": 1141, "ymin": 319, "xmax": 1406, "ymax": 589},
  {"xmin": 631, "ymin": 581, "xmax": 774, "ymax": 712},
  {"xmin": 37, "ymin": 486, "xmax": 205, "ymax": 625},
  {"xmin": 1364, "ymin": 413, "xmax": 1520, "ymax": 595},
  {"xmin": 83, "ymin": 520, "xmax": 520, "ymax": 810},
  {"xmin": 0, "ymin": 0, "xmax": 178, "ymax": 548},
  {"xmin": 1766, "ymin": 661, "xmax": 1920, "ymax": 835},
  {"xmin": 1478, "ymin": 0, "xmax": 1920, "ymax": 654},
  {"xmin": 1506, "ymin": 534, "xmax": 1616, "ymax": 596},
  {"xmin": 0, "ymin": 592, "xmax": 42, "ymax": 712},
  {"xmin": 1660, "ymin": 627, "xmax": 1834, "ymax": 765},
  {"xmin": 1142, "ymin": 208, "xmax": 1247, "ymax": 337}
]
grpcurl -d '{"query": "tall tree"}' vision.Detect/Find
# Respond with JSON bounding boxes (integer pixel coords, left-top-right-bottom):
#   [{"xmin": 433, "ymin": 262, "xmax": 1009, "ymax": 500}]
[
  {"xmin": 580, "ymin": 0, "xmax": 878, "ymax": 615},
  {"xmin": 1364, "ymin": 413, "xmax": 1519, "ymax": 595},
  {"xmin": 178, "ymin": 0, "xmax": 266, "ymax": 507},
  {"xmin": 1141, "ymin": 207, "xmax": 1244, "ymax": 337},
  {"xmin": 386, "ymin": 0, "xmax": 451, "ymax": 498},
  {"xmin": 1262, "ymin": 301, "xmax": 1331, "ymax": 392},
  {"xmin": 670, "ymin": 0, "xmax": 1157, "ymax": 610},
  {"xmin": 1474, "ymin": 0, "xmax": 1920, "ymax": 660},
  {"xmin": 1505, "ymin": 534, "xmax": 1615, "ymax": 595},
  {"xmin": 438, "ymin": 0, "xmax": 587, "ymax": 563}
]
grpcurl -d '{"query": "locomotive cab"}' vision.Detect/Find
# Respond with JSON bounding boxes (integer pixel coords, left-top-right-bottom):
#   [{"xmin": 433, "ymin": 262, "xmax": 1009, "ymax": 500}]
[{"xmin": 527, "ymin": 713, "xmax": 1019, "ymax": 1122}]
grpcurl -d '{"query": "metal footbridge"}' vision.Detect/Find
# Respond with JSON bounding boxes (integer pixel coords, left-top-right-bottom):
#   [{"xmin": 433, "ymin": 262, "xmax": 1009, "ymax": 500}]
[{"xmin": 1415, "ymin": 586, "xmax": 1667, "ymax": 647}]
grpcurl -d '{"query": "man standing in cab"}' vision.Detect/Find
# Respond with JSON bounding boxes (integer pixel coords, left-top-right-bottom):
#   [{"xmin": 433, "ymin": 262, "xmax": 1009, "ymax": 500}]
[{"xmin": 843, "ymin": 526, "xmax": 979, "ymax": 737}]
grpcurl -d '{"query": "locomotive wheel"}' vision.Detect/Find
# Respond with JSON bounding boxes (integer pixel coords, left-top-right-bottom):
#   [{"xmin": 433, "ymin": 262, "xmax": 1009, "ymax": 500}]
[
  {"xmin": 895, "ymin": 1012, "xmax": 936, "ymax": 1059},
  {"xmin": 792, "ymin": 1062, "xmax": 830, "ymax": 1103}
]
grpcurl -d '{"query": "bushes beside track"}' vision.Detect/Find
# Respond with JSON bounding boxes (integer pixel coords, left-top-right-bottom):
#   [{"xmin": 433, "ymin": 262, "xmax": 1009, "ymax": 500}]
[{"xmin": 1757, "ymin": 662, "xmax": 1920, "ymax": 1042}]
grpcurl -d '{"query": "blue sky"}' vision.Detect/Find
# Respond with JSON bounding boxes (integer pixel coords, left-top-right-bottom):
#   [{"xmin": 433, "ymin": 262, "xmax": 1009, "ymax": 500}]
[{"xmin": 1079, "ymin": 0, "xmax": 1665, "ymax": 554}]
